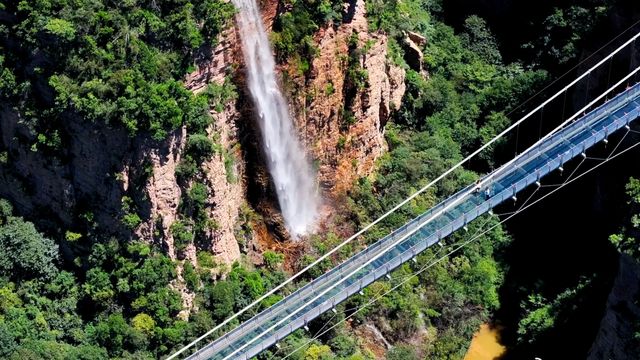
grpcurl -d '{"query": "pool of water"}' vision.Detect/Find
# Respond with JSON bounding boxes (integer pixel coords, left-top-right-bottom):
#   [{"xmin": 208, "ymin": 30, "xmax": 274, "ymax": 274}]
[{"xmin": 464, "ymin": 324, "xmax": 506, "ymax": 360}]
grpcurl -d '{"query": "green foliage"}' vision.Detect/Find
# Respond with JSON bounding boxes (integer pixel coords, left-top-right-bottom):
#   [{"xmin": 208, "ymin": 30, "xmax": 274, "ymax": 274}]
[
  {"xmin": 8, "ymin": 340, "xmax": 108, "ymax": 360},
  {"xmin": 609, "ymin": 177, "xmax": 640, "ymax": 260},
  {"xmin": 325, "ymin": 82, "xmax": 335, "ymax": 95},
  {"xmin": 0, "ymin": 323, "xmax": 17, "ymax": 357},
  {"xmin": 64, "ymin": 231, "xmax": 82, "ymax": 243},
  {"xmin": 83, "ymin": 268, "xmax": 115, "ymax": 303},
  {"xmin": 386, "ymin": 345, "xmax": 418, "ymax": 360},
  {"xmin": 184, "ymin": 182, "xmax": 208, "ymax": 218},
  {"xmin": 186, "ymin": 134, "xmax": 216, "ymax": 162},
  {"xmin": 120, "ymin": 196, "xmax": 142, "ymax": 230},
  {"xmin": 204, "ymin": 279, "xmax": 237, "ymax": 322},
  {"xmin": 88, "ymin": 313, "xmax": 135, "ymax": 357},
  {"xmin": 271, "ymin": 0, "xmax": 343, "ymax": 64},
  {"xmin": 183, "ymin": 262, "xmax": 199, "ymax": 291},
  {"xmin": 131, "ymin": 313, "xmax": 155, "ymax": 335},
  {"xmin": 342, "ymin": 32, "xmax": 369, "ymax": 116},
  {"xmin": 1, "ymin": 0, "xmax": 234, "ymax": 141},
  {"xmin": 197, "ymin": 251, "xmax": 218, "ymax": 269},
  {"xmin": 223, "ymin": 149, "xmax": 238, "ymax": 184},
  {"xmin": 0, "ymin": 199, "xmax": 13, "ymax": 222},
  {"xmin": 44, "ymin": 18, "xmax": 76, "ymax": 41},
  {"xmin": 395, "ymin": 20, "xmax": 547, "ymax": 160},
  {"xmin": 367, "ymin": 0, "xmax": 433, "ymax": 36},
  {"xmin": 204, "ymin": 80, "xmax": 238, "ymax": 113},
  {"xmin": 0, "ymin": 216, "xmax": 59, "ymax": 280},
  {"xmin": 329, "ymin": 5, "xmax": 528, "ymax": 358},
  {"xmin": 328, "ymin": 333, "xmax": 357, "ymax": 357},
  {"xmin": 263, "ymin": 251, "xmax": 285, "ymax": 270},
  {"xmin": 176, "ymin": 155, "xmax": 199, "ymax": 182},
  {"xmin": 523, "ymin": 4, "xmax": 610, "ymax": 66},
  {"xmin": 121, "ymin": 213, "xmax": 142, "ymax": 230},
  {"xmin": 460, "ymin": 15, "xmax": 502, "ymax": 65},
  {"xmin": 517, "ymin": 279, "xmax": 590, "ymax": 344},
  {"xmin": 304, "ymin": 344, "xmax": 333, "ymax": 360}
]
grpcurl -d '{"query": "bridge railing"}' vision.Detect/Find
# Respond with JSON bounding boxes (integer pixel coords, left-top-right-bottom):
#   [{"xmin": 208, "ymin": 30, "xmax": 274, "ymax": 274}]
[
  {"xmin": 229, "ymin": 82, "xmax": 640, "ymax": 359},
  {"xmin": 200, "ymin": 85, "xmax": 640, "ymax": 360}
]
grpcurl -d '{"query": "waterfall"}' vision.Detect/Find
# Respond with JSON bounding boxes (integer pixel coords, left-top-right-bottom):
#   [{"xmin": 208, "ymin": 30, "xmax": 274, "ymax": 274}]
[{"xmin": 231, "ymin": 0, "xmax": 320, "ymax": 236}]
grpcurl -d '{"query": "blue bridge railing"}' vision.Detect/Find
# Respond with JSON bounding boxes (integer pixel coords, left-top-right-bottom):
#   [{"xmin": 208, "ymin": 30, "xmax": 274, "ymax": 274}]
[{"xmin": 187, "ymin": 82, "xmax": 640, "ymax": 360}]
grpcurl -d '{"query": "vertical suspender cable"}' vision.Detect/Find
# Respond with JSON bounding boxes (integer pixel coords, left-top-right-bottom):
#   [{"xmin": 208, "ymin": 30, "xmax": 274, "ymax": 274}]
[
  {"xmin": 167, "ymin": 30, "xmax": 640, "ymax": 360},
  {"xmin": 539, "ymin": 107, "xmax": 544, "ymax": 140}
]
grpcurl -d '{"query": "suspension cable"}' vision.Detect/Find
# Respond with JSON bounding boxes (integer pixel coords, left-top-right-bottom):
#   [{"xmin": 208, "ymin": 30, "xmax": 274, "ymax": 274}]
[
  {"xmin": 279, "ymin": 137, "xmax": 640, "ymax": 360},
  {"xmin": 217, "ymin": 68, "xmax": 640, "ymax": 360},
  {"xmin": 168, "ymin": 31, "xmax": 640, "ymax": 360}
]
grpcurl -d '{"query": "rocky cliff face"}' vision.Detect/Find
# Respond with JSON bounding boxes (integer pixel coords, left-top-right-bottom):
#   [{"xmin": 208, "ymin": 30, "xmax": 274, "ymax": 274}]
[
  {"xmin": 587, "ymin": 254, "xmax": 640, "ymax": 360},
  {"xmin": 0, "ymin": 106, "xmax": 131, "ymax": 238},
  {"xmin": 0, "ymin": 24, "xmax": 249, "ymax": 273},
  {"xmin": 200, "ymin": 101, "xmax": 244, "ymax": 265},
  {"xmin": 288, "ymin": 0, "xmax": 406, "ymax": 198},
  {"xmin": 0, "ymin": 0, "xmax": 407, "ymax": 271},
  {"xmin": 134, "ymin": 127, "xmax": 185, "ymax": 260},
  {"xmin": 176, "ymin": 27, "xmax": 247, "ymax": 266}
]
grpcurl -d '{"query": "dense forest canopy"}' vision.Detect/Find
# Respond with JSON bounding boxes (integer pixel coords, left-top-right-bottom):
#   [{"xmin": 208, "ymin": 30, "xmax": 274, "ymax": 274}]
[
  {"xmin": 0, "ymin": 0, "xmax": 234, "ymax": 143},
  {"xmin": 0, "ymin": 0, "xmax": 638, "ymax": 359}
]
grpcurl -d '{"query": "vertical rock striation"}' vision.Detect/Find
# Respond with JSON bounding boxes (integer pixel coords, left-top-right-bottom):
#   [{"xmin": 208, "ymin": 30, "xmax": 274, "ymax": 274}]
[{"xmin": 291, "ymin": 0, "xmax": 406, "ymax": 198}]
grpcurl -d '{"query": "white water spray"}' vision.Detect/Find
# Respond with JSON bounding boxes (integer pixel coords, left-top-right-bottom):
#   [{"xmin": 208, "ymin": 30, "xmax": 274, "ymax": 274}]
[{"xmin": 231, "ymin": 0, "xmax": 320, "ymax": 236}]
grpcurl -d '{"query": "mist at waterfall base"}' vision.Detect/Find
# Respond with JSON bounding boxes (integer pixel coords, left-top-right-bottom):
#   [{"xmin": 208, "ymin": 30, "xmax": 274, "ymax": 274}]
[{"xmin": 232, "ymin": 0, "xmax": 320, "ymax": 237}]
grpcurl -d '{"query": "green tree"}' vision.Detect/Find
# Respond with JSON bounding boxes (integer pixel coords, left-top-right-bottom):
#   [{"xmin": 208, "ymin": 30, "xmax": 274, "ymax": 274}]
[
  {"xmin": 83, "ymin": 268, "xmax": 114, "ymax": 303},
  {"xmin": 44, "ymin": 18, "xmax": 76, "ymax": 41},
  {"xmin": 263, "ymin": 251, "xmax": 285, "ymax": 270},
  {"xmin": 88, "ymin": 313, "xmax": 133, "ymax": 357},
  {"xmin": 0, "ymin": 323, "xmax": 17, "ymax": 357},
  {"xmin": 0, "ymin": 217, "xmax": 59, "ymax": 280},
  {"xmin": 186, "ymin": 134, "xmax": 216, "ymax": 162},
  {"xmin": 609, "ymin": 177, "xmax": 640, "ymax": 260},
  {"xmin": 304, "ymin": 344, "xmax": 333, "ymax": 360},
  {"xmin": 460, "ymin": 15, "xmax": 502, "ymax": 65},
  {"xmin": 131, "ymin": 313, "xmax": 155, "ymax": 335},
  {"xmin": 386, "ymin": 344, "xmax": 418, "ymax": 360}
]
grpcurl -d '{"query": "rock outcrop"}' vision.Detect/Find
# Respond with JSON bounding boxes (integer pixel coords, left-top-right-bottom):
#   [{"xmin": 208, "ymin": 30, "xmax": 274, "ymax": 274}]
[
  {"xmin": 403, "ymin": 32, "xmax": 426, "ymax": 74},
  {"xmin": 290, "ymin": 0, "xmax": 406, "ymax": 197},
  {"xmin": 0, "ymin": 106, "xmax": 131, "ymax": 236},
  {"xmin": 182, "ymin": 27, "xmax": 246, "ymax": 266},
  {"xmin": 200, "ymin": 101, "xmax": 244, "ymax": 265},
  {"xmin": 587, "ymin": 254, "xmax": 640, "ymax": 360},
  {"xmin": 135, "ymin": 127, "xmax": 186, "ymax": 260}
]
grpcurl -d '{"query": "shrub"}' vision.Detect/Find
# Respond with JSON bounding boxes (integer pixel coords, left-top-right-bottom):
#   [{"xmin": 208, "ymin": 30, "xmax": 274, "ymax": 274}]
[
  {"xmin": 186, "ymin": 134, "xmax": 215, "ymax": 162},
  {"xmin": 263, "ymin": 251, "xmax": 285, "ymax": 270},
  {"xmin": 197, "ymin": 251, "xmax": 217, "ymax": 269},
  {"xmin": 175, "ymin": 156, "xmax": 198, "ymax": 181},
  {"xmin": 170, "ymin": 220, "xmax": 194, "ymax": 252},
  {"xmin": 122, "ymin": 213, "xmax": 142, "ymax": 230},
  {"xmin": 183, "ymin": 262, "xmax": 199, "ymax": 291}
]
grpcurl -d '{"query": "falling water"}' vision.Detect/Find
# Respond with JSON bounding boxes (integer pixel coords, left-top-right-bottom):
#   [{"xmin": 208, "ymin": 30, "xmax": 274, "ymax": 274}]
[{"xmin": 231, "ymin": 0, "xmax": 320, "ymax": 236}]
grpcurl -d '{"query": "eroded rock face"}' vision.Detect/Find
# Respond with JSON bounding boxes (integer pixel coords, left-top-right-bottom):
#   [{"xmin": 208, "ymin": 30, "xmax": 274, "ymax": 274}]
[
  {"xmin": 407, "ymin": 31, "xmax": 427, "ymax": 47},
  {"xmin": 403, "ymin": 35, "xmax": 424, "ymax": 73},
  {"xmin": 587, "ymin": 254, "xmax": 640, "ymax": 360},
  {"xmin": 185, "ymin": 27, "xmax": 240, "ymax": 93},
  {"xmin": 0, "ymin": 106, "xmax": 131, "ymax": 236},
  {"xmin": 136, "ymin": 127, "xmax": 186, "ymax": 260},
  {"xmin": 175, "ymin": 27, "xmax": 245, "ymax": 266},
  {"xmin": 290, "ymin": 0, "xmax": 406, "ymax": 197},
  {"xmin": 137, "ymin": 19, "xmax": 248, "ymax": 269},
  {"xmin": 200, "ymin": 102, "xmax": 243, "ymax": 265}
]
